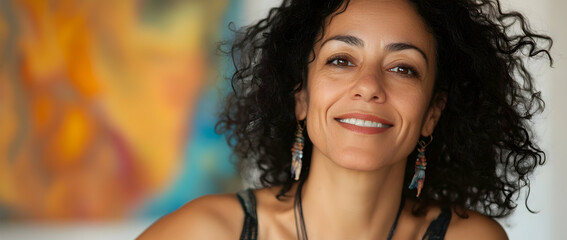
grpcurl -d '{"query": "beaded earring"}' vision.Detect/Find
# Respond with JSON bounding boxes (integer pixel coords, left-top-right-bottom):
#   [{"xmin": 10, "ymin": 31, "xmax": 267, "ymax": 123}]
[
  {"xmin": 409, "ymin": 135, "xmax": 433, "ymax": 197},
  {"xmin": 291, "ymin": 121, "xmax": 305, "ymax": 181}
]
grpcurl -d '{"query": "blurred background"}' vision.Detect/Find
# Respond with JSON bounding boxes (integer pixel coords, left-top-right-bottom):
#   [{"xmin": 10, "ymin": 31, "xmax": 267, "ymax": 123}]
[{"xmin": 0, "ymin": 0, "xmax": 565, "ymax": 239}]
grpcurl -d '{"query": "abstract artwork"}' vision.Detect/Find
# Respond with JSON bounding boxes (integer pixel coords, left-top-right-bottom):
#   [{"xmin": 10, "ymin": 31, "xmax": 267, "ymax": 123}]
[{"xmin": 0, "ymin": 0, "xmax": 240, "ymax": 220}]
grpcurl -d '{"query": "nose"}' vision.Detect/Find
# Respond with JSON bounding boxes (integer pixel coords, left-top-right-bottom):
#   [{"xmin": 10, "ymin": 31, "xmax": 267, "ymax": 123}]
[{"xmin": 351, "ymin": 71, "xmax": 385, "ymax": 103}]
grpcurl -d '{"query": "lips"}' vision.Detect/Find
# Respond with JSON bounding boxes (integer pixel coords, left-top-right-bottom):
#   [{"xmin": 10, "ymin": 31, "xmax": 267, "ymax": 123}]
[{"xmin": 335, "ymin": 113, "xmax": 393, "ymax": 134}]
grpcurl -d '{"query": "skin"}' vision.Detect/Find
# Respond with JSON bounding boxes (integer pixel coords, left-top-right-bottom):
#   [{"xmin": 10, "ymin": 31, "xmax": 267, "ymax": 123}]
[{"xmin": 139, "ymin": 0, "xmax": 508, "ymax": 239}]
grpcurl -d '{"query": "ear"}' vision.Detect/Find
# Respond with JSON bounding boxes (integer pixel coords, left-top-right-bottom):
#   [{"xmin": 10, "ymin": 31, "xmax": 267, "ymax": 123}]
[
  {"xmin": 421, "ymin": 92, "xmax": 446, "ymax": 136},
  {"xmin": 295, "ymin": 88, "xmax": 308, "ymax": 121}
]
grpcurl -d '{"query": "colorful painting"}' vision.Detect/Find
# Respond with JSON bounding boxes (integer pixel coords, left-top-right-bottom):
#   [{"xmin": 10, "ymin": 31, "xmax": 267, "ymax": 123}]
[{"xmin": 0, "ymin": 0, "xmax": 240, "ymax": 220}]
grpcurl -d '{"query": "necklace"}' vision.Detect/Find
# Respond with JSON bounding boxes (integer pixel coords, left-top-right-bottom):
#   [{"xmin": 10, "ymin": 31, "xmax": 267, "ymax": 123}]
[{"xmin": 293, "ymin": 180, "xmax": 405, "ymax": 240}]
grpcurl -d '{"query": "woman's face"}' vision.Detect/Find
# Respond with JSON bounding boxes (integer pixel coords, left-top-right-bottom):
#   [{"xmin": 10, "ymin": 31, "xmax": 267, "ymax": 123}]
[{"xmin": 295, "ymin": 0, "xmax": 444, "ymax": 171}]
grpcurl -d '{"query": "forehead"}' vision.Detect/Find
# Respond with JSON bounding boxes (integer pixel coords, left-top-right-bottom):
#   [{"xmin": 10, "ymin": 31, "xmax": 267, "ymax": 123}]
[{"xmin": 320, "ymin": 0, "xmax": 436, "ymax": 59}]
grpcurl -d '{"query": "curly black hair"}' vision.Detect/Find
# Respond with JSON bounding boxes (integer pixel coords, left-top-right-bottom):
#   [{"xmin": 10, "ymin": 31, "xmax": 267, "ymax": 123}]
[{"xmin": 216, "ymin": 0, "xmax": 552, "ymax": 218}]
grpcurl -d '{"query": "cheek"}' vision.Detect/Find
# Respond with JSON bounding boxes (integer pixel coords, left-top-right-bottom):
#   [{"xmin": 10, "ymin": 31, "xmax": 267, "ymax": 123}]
[
  {"xmin": 304, "ymin": 84, "xmax": 332, "ymax": 148},
  {"xmin": 304, "ymin": 73, "xmax": 349, "ymax": 150},
  {"xmin": 390, "ymin": 86, "xmax": 430, "ymax": 140},
  {"xmin": 391, "ymin": 82, "xmax": 430, "ymax": 116}
]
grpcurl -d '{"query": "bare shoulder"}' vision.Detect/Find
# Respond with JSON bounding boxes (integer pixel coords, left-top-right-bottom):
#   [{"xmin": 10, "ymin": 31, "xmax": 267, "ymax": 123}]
[
  {"xmin": 445, "ymin": 209, "xmax": 508, "ymax": 240},
  {"xmin": 137, "ymin": 193, "xmax": 244, "ymax": 239}
]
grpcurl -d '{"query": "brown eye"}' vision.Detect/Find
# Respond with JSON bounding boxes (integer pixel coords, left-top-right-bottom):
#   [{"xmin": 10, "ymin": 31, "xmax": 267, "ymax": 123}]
[
  {"xmin": 327, "ymin": 56, "xmax": 355, "ymax": 67},
  {"xmin": 388, "ymin": 65, "xmax": 420, "ymax": 78}
]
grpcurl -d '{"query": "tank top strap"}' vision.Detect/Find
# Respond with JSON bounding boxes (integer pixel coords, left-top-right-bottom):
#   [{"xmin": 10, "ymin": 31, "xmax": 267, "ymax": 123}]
[
  {"xmin": 236, "ymin": 189, "xmax": 258, "ymax": 240},
  {"xmin": 422, "ymin": 207, "xmax": 452, "ymax": 240}
]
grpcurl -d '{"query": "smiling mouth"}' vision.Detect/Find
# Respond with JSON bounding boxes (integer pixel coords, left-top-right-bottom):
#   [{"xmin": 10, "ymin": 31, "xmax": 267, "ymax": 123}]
[
  {"xmin": 337, "ymin": 118, "xmax": 393, "ymax": 128},
  {"xmin": 334, "ymin": 113, "xmax": 394, "ymax": 134}
]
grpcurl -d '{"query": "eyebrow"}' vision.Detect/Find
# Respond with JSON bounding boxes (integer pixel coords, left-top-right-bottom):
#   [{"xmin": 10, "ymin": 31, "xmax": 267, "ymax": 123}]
[
  {"xmin": 385, "ymin": 42, "xmax": 429, "ymax": 64},
  {"xmin": 321, "ymin": 35, "xmax": 364, "ymax": 48},
  {"xmin": 320, "ymin": 34, "xmax": 429, "ymax": 64}
]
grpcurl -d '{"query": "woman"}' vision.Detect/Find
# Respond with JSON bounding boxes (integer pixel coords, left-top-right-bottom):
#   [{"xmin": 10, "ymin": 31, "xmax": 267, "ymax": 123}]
[{"xmin": 140, "ymin": 0, "xmax": 552, "ymax": 239}]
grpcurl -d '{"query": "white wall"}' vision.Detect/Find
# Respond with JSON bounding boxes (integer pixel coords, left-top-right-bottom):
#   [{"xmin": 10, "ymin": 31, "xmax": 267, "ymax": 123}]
[
  {"xmin": 501, "ymin": 0, "xmax": 567, "ymax": 239},
  {"xmin": 243, "ymin": 0, "xmax": 566, "ymax": 239}
]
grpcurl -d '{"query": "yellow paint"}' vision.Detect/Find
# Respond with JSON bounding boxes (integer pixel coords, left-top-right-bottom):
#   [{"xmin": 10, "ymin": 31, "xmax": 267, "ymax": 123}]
[{"xmin": 54, "ymin": 107, "xmax": 91, "ymax": 165}]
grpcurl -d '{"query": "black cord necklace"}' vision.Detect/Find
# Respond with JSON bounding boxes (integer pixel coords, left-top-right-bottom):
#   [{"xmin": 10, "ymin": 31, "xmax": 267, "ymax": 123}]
[{"xmin": 293, "ymin": 180, "xmax": 405, "ymax": 240}]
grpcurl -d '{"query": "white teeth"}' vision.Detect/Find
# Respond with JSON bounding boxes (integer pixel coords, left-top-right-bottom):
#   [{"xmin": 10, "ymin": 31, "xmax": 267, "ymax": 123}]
[{"xmin": 338, "ymin": 118, "xmax": 391, "ymax": 128}]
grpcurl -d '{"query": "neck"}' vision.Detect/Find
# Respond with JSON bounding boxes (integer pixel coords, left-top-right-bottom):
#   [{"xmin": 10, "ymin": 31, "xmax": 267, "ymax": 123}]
[{"xmin": 299, "ymin": 149, "xmax": 406, "ymax": 240}]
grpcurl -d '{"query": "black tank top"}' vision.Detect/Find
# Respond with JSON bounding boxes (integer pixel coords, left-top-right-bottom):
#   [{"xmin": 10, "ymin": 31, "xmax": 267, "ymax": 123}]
[{"xmin": 236, "ymin": 189, "xmax": 452, "ymax": 240}]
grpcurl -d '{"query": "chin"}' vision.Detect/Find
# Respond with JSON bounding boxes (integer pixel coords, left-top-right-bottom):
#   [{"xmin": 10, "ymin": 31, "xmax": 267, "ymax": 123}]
[{"xmin": 332, "ymin": 149, "xmax": 398, "ymax": 172}]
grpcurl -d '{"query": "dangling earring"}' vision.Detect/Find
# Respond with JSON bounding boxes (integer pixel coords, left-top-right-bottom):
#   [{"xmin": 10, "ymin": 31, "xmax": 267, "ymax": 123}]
[
  {"xmin": 291, "ymin": 121, "xmax": 305, "ymax": 181},
  {"xmin": 409, "ymin": 135, "xmax": 433, "ymax": 197}
]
